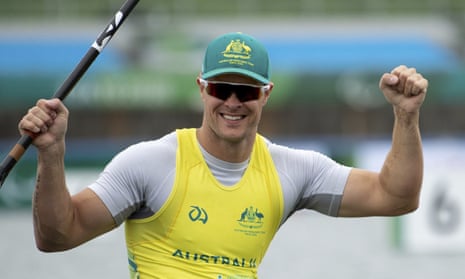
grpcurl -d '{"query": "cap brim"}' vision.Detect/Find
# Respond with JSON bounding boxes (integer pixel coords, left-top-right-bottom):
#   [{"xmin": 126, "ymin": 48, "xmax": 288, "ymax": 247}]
[{"xmin": 202, "ymin": 68, "xmax": 269, "ymax": 84}]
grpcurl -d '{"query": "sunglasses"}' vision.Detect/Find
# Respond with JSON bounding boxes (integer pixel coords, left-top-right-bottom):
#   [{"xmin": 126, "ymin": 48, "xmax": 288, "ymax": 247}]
[{"xmin": 199, "ymin": 78, "xmax": 270, "ymax": 102}]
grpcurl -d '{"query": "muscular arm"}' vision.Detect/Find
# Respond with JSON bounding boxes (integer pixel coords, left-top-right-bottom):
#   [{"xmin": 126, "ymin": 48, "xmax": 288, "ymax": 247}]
[
  {"xmin": 34, "ymin": 151, "xmax": 115, "ymax": 251},
  {"xmin": 339, "ymin": 65, "xmax": 427, "ymax": 217},
  {"xmin": 21, "ymin": 99, "xmax": 116, "ymax": 252}
]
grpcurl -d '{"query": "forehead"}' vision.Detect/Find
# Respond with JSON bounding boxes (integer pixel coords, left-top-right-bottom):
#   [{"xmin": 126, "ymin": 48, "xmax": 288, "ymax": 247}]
[{"xmin": 208, "ymin": 74, "xmax": 261, "ymax": 85}]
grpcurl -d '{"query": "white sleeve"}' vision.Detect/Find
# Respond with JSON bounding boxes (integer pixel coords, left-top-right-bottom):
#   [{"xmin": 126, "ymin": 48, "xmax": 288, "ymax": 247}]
[
  {"xmin": 88, "ymin": 132, "xmax": 178, "ymax": 226},
  {"xmin": 269, "ymin": 142, "xmax": 351, "ymax": 219}
]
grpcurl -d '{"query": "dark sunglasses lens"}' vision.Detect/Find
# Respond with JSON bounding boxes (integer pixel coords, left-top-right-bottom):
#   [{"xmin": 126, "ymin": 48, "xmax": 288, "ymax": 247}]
[
  {"xmin": 208, "ymin": 84, "xmax": 232, "ymax": 100},
  {"xmin": 237, "ymin": 85, "xmax": 261, "ymax": 102},
  {"xmin": 207, "ymin": 83, "xmax": 261, "ymax": 102}
]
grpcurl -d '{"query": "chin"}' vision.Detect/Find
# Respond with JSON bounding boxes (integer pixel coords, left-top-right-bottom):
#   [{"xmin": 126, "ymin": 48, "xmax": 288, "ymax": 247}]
[
  {"xmin": 220, "ymin": 127, "xmax": 256, "ymax": 143},
  {"xmin": 221, "ymin": 132, "xmax": 244, "ymax": 143}
]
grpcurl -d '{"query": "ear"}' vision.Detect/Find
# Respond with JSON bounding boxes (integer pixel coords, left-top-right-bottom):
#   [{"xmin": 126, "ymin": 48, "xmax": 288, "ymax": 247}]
[
  {"xmin": 196, "ymin": 76, "xmax": 207, "ymax": 102},
  {"xmin": 262, "ymin": 82, "xmax": 274, "ymax": 104},
  {"xmin": 197, "ymin": 75, "xmax": 208, "ymax": 88}
]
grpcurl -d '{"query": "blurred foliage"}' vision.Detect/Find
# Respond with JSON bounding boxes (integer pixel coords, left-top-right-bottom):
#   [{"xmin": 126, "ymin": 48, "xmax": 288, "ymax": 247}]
[
  {"xmin": 1, "ymin": 69, "xmax": 463, "ymax": 111},
  {"xmin": 1, "ymin": 0, "xmax": 464, "ymax": 110}
]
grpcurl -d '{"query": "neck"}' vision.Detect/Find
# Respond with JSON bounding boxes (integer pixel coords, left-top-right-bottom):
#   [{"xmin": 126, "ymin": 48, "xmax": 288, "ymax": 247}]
[{"xmin": 196, "ymin": 127, "xmax": 256, "ymax": 163}]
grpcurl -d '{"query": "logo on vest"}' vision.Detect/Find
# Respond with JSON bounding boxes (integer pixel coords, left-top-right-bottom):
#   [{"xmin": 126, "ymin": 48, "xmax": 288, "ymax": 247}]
[
  {"xmin": 189, "ymin": 205, "xmax": 208, "ymax": 224},
  {"xmin": 235, "ymin": 206, "xmax": 265, "ymax": 237}
]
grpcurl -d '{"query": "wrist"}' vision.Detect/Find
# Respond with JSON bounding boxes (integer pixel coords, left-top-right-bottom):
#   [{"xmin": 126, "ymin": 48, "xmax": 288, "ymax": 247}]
[
  {"xmin": 393, "ymin": 107, "xmax": 420, "ymax": 126},
  {"xmin": 38, "ymin": 141, "xmax": 66, "ymax": 163}
]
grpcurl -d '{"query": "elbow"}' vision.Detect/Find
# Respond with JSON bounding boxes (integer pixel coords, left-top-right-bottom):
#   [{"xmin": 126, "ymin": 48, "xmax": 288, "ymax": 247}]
[
  {"xmin": 401, "ymin": 185, "xmax": 422, "ymax": 214},
  {"xmin": 36, "ymin": 241, "xmax": 59, "ymax": 253},
  {"xmin": 384, "ymin": 180, "xmax": 422, "ymax": 216},
  {"xmin": 34, "ymin": 227, "xmax": 72, "ymax": 253},
  {"xmin": 35, "ymin": 236, "xmax": 69, "ymax": 253},
  {"xmin": 398, "ymin": 204, "xmax": 418, "ymax": 215},
  {"xmin": 35, "ymin": 238, "xmax": 73, "ymax": 253},
  {"xmin": 394, "ymin": 196, "xmax": 420, "ymax": 216}
]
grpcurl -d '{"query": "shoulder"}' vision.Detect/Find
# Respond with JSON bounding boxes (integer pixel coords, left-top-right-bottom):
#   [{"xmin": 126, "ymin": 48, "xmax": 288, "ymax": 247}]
[
  {"xmin": 263, "ymin": 137, "xmax": 324, "ymax": 166},
  {"xmin": 263, "ymin": 136, "xmax": 351, "ymax": 183},
  {"xmin": 118, "ymin": 132, "xmax": 177, "ymax": 159},
  {"xmin": 127, "ymin": 131, "xmax": 177, "ymax": 153},
  {"xmin": 106, "ymin": 131, "xmax": 178, "ymax": 174}
]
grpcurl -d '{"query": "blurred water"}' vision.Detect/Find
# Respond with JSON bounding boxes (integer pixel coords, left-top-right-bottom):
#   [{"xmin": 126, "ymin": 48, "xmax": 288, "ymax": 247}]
[{"xmin": 1, "ymin": 209, "xmax": 464, "ymax": 279}]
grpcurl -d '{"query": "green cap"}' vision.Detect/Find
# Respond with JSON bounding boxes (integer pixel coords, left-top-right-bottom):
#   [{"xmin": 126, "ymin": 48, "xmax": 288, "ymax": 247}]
[{"xmin": 202, "ymin": 32, "xmax": 270, "ymax": 84}]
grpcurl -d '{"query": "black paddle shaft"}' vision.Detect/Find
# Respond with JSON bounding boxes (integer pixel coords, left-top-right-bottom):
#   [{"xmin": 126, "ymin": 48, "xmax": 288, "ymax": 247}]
[{"xmin": 0, "ymin": 0, "xmax": 140, "ymax": 188}]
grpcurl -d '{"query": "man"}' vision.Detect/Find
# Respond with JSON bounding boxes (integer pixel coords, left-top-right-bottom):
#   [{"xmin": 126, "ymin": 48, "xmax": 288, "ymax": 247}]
[{"xmin": 19, "ymin": 32, "xmax": 428, "ymax": 278}]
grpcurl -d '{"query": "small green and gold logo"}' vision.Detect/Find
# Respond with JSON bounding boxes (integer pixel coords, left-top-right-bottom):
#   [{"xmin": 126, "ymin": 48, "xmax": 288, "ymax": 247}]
[
  {"xmin": 237, "ymin": 206, "xmax": 264, "ymax": 229},
  {"xmin": 219, "ymin": 39, "xmax": 255, "ymax": 67},
  {"xmin": 222, "ymin": 39, "xmax": 252, "ymax": 60}
]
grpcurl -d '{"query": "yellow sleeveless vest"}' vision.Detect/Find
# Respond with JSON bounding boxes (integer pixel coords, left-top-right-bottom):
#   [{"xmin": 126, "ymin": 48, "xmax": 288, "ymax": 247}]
[{"xmin": 125, "ymin": 128, "xmax": 284, "ymax": 278}]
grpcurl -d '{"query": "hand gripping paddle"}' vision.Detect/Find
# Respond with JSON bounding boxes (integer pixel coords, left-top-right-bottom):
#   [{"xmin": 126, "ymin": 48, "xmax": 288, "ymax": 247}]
[{"xmin": 0, "ymin": 0, "xmax": 140, "ymax": 188}]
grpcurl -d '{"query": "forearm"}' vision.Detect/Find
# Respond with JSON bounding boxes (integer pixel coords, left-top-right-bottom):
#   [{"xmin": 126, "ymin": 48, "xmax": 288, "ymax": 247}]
[
  {"xmin": 33, "ymin": 143, "xmax": 74, "ymax": 251},
  {"xmin": 340, "ymin": 66, "xmax": 427, "ymax": 217},
  {"xmin": 380, "ymin": 108, "xmax": 423, "ymax": 208}
]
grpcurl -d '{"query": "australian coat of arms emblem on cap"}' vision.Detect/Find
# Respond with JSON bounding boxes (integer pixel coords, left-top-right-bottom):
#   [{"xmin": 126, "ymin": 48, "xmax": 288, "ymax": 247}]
[{"xmin": 220, "ymin": 39, "xmax": 254, "ymax": 67}]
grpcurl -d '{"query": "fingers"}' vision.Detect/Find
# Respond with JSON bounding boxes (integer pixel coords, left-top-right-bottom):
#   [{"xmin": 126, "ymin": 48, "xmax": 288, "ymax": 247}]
[
  {"xmin": 386, "ymin": 65, "xmax": 428, "ymax": 97},
  {"xmin": 19, "ymin": 99, "xmax": 65, "ymax": 135},
  {"xmin": 380, "ymin": 74, "xmax": 399, "ymax": 92}
]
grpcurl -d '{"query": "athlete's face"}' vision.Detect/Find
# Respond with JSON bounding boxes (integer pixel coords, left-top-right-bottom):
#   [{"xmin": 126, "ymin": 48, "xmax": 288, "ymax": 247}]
[{"xmin": 197, "ymin": 74, "xmax": 273, "ymax": 143}]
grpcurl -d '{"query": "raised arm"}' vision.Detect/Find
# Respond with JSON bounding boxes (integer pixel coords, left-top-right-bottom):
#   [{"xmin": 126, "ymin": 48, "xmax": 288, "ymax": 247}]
[
  {"xmin": 339, "ymin": 65, "xmax": 428, "ymax": 217},
  {"xmin": 19, "ymin": 98, "xmax": 116, "ymax": 251}
]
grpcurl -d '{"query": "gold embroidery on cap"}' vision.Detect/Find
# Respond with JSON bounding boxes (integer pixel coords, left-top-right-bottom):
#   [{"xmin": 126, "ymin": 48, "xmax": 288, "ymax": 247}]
[{"xmin": 220, "ymin": 39, "xmax": 254, "ymax": 67}]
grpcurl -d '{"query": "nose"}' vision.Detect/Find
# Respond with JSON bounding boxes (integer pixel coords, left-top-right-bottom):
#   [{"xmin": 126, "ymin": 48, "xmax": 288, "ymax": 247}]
[{"xmin": 224, "ymin": 91, "xmax": 242, "ymax": 106}]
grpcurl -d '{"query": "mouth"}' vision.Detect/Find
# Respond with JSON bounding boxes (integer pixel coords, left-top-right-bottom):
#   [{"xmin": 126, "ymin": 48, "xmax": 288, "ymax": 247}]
[{"xmin": 221, "ymin": 113, "xmax": 245, "ymax": 121}]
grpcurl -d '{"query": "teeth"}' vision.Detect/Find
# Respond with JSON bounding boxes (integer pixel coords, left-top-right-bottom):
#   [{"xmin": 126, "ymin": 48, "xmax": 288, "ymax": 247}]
[{"xmin": 223, "ymin": 114, "xmax": 242, "ymax": 120}]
